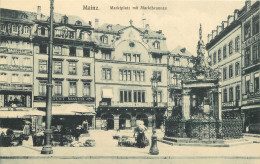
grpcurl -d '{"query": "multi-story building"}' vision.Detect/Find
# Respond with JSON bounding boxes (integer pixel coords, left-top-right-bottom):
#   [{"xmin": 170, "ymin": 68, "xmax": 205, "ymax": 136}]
[
  {"xmin": 94, "ymin": 20, "xmax": 169, "ymax": 130},
  {"xmin": 206, "ymin": 9, "xmax": 242, "ymax": 114},
  {"xmin": 167, "ymin": 46, "xmax": 193, "ymax": 117},
  {"xmin": 239, "ymin": 1, "xmax": 260, "ymax": 133},
  {"xmin": 0, "ymin": 8, "xmax": 34, "ymax": 129},
  {"xmin": 32, "ymin": 7, "xmax": 96, "ymax": 129}
]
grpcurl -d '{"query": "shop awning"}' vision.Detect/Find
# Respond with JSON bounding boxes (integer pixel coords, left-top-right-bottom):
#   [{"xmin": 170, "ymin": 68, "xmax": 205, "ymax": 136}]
[
  {"xmin": 0, "ymin": 111, "xmax": 30, "ymax": 118},
  {"xmin": 102, "ymin": 89, "xmax": 113, "ymax": 98},
  {"xmin": 52, "ymin": 104, "xmax": 95, "ymax": 115}
]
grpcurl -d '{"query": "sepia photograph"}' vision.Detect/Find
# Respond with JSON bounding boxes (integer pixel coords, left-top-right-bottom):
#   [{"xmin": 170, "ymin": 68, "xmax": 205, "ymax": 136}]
[{"xmin": 0, "ymin": 0, "xmax": 259, "ymax": 163}]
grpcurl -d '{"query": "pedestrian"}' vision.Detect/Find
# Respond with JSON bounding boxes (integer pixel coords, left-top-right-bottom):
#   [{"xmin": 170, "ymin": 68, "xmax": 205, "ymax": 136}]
[
  {"xmin": 23, "ymin": 121, "xmax": 31, "ymax": 136},
  {"xmin": 134, "ymin": 120, "xmax": 147, "ymax": 148},
  {"xmin": 74, "ymin": 125, "xmax": 82, "ymax": 141},
  {"xmin": 82, "ymin": 120, "xmax": 89, "ymax": 133}
]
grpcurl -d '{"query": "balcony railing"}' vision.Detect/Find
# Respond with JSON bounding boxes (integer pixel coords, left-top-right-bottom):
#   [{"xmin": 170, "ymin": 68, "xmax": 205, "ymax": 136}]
[
  {"xmin": 99, "ymin": 101, "xmax": 167, "ymax": 107},
  {"xmin": 0, "ymin": 47, "xmax": 32, "ymax": 55},
  {"xmin": 0, "ymin": 83, "xmax": 33, "ymax": 91},
  {"xmin": 0, "ymin": 64, "xmax": 33, "ymax": 72}
]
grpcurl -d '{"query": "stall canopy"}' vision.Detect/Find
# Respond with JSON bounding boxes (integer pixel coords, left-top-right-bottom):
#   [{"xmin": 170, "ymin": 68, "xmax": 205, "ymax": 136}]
[
  {"xmin": 102, "ymin": 89, "xmax": 113, "ymax": 98},
  {"xmin": 52, "ymin": 104, "xmax": 96, "ymax": 116},
  {"xmin": 0, "ymin": 109, "xmax": 45, "ymax": 118}
]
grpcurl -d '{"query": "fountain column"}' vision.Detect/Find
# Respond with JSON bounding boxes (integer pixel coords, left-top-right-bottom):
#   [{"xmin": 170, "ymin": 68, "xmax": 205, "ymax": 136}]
[{"xmin": 182, "ymin": 89, "xmax": 191, "ymax": 120}]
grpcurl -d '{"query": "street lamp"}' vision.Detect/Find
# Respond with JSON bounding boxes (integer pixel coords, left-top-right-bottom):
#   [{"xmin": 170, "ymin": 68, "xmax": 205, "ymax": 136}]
[
  {"xmin": 41, "ymin": 0, "xmax": 54, "ymax": 154},
  {"xmin": 149, "ymin": 75, "xmax": 159, "ymax": 155}
]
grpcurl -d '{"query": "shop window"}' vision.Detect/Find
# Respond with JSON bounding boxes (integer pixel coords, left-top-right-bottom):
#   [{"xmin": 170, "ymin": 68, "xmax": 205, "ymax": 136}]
[{"xmin": 7, "ymin": 95, "xmax": 26, "ymax": 107}]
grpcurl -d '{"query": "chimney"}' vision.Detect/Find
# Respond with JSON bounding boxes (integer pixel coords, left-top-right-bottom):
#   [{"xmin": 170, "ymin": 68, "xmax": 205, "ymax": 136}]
[
  {"xmin": 234, "ymin": 9, "xmax": 239, "ymax": 20},
  {"xmin": 217, "ymin": 25, "xmax": 222, "ymax": 34},
  {"xmin": 207, "ymin": 34, "xmax": 212, "ymax": 43},
  {"xmin": 95, "ymin": 18, "xmax": 99, "ymax": 29},
  {"xmin": 89, "ymin": 21, "xmax": 92, "ymax": 26},
  {"xmin": 180, "ymin": 48, "xmax": 186, "ymax": 53},
  {"xmin": 37, "ymin": 6, "xmax": 41, "ymax": 20},
  {"xmin": 212, "ymin": 30, "xmax": 216, "ymax": 39},
  {"xmin": 145, "ymin": 24, "xmax": 150, "ymax": 29},
  {"xmin": 222, "ymin": 21, "xmax": 228, "ymax": 30},
  {"xmin": 227, "ymin": 15, "xmax": 234, "ymax": 25},
  {"xmin": 157, "ymin": 30, "xmax": 162, "ymax": 34},
  {"xmin": 245, "ymin": 0, "xmax": 251, "ymax": 11}
]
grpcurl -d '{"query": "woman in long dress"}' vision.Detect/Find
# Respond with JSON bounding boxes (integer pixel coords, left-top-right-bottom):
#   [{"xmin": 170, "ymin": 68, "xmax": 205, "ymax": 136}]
[{"xmin": 134, "ymin": 120, "xmax": 147, "ymax": 148}]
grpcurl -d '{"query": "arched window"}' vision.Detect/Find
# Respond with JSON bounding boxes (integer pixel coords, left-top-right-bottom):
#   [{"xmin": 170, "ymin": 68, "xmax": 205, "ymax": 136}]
[
  {"xmin": 153, "ymin": 41, "xmax": 160, "ymax": 49},
  {"xmin": 40, "ymin": 27, "xmax": 45, "ymax": 36},
  {"xmin": 100, "ymin": 35, "xmax": 108, "ymax": 44}
]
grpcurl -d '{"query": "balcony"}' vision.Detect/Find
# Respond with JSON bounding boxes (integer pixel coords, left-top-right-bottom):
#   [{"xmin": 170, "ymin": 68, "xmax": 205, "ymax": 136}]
[
  {"xmin": 243, "ymin": 91, "xmax": 260, "ymax": 100},
  {"xmin": 0, "ymin": 64, "xmax": 33, "ymax": 72},
  {"xmin": 0, "ymin": 83, "xmax": 33, "ymax": 91},
  {"xmin": 0, "ymin": 47, "xmax": 32, "ymax": 55},
  {"xmin": 99, "ymin": 101, "xmax": 167, "ymax": 108}
]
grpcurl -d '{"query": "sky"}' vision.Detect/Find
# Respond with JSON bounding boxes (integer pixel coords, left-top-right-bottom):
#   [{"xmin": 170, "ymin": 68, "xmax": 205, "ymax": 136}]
[{"xmin": 0, "ymin": 0, "xmax": 247, "ymax": 55}]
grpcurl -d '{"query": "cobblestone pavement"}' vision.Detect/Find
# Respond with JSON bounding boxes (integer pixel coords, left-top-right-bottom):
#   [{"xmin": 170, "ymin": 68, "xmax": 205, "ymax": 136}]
[{"xmin": 0, "ymin": 130, "xmax": 260, "ymax": 159}]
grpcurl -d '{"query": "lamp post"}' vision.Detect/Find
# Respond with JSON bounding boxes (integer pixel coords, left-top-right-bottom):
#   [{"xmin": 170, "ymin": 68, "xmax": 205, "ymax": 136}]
[
  {"xmin": 149, "ymin": 76, "xmax": 159, "ymax": 155},
  {"xmin": 41, "ymin": 0, "xmax": 54, "ymax": 154}
]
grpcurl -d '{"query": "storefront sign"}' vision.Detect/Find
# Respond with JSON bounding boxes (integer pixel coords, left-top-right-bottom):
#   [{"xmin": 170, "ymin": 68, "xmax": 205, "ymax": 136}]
[{"xmin": 34, "ymin": 96, "xmax": 95, "ymax": 102}]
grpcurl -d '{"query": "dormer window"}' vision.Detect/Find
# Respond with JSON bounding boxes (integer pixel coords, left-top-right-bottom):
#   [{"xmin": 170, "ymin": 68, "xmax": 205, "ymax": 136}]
[
  {"xmin": 75, "ymin": 20, "xmax": 82, "ymax": 26},
  {"xmin": 153, "ymin": 41, "xmax": 160, "ymax": 49},
  {"xmin": 107, "ymin": 25, "xmax": 112, "ymax": 31},
  {"xmin": 61, "ymin": 15, "xmax": 69, "ymax": 24},
  {"xmin": 100, "ymin": 35, "xmax": 108, "ymax": 44}
]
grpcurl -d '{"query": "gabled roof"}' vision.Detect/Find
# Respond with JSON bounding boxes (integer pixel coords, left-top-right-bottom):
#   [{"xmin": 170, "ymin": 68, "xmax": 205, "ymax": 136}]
[
  {"xmin": 95, "ymin": 23, "xmax": 166, "ymax": 39},
  {"xmin": 171, "ymin": 45, "xmax": 193, "ymax": 57}
]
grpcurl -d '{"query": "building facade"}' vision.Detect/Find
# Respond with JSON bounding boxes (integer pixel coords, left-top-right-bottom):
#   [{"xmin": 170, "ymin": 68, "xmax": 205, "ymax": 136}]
[
  {"xmin": 167, "ymin": 46, "xmax": 193, "ymax": 117},
  {"xmin": 206, "ymin": 9, "xmax": 242, "ymax": 114},
  {"xmin": 32, "ymin": 7, "xmax": 96, "ymax": 129},
  {"xmin": 94, "ymin": 20, "xmax": 169, "ymax": 130},
  {"xmin": 240, "ymin": 1, "xmax": 260, "ymax": 133},
  {"xmin": 0, "ymin": 8, "xmax": 34, "ymax": 129}
]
